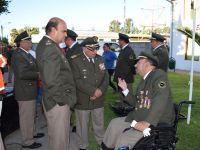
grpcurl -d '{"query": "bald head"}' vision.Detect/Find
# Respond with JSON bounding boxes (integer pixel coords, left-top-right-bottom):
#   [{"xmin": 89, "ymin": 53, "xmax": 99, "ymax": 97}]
[{"xmin": 45, "ymin": 17, "xmax": 67, "ymax": 44}]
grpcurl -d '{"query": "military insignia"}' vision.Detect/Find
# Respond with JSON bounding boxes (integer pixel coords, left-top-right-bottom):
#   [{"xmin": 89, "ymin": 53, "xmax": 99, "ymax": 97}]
[
  {"xmin": 129, "ymin": 55, "xmax": 134, "ymax": 59},
  {"xmin": 158, "ymin": 81, "xmax": 167, "ymax": 88},
  {"xmin": 71, "ymin": 54, "xmax": 80, "ymax": 59},
  {"xmin": 45, "ymin": 40, "xmax": 52, "ymax": 45}
]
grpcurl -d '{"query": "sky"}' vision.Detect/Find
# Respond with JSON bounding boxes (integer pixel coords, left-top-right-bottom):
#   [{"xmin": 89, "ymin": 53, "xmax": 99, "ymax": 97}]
[{"xmin": 0, "ymin": 0, "xmax": 171, "ymax": 37}]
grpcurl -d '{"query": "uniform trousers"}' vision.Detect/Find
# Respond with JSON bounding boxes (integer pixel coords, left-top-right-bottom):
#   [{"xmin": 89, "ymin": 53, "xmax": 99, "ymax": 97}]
[
  {"xmin": 0, "ymin": 133, "xmax": 4, "ymax": 150},
  {"xmin": 43, "ymin": 104, "xmax": 71, "ymax": 150},
  {"xmin": 119, "ymin": 83, "xmax": 133, "ymax": 103},
  {"xmin": 18, "ymin": 100, "xmax": 35, "ymax": 146},
  {"xmin": 75, "ymin": 107, "xmax": 104, "ymax": 149},
  {"xmin": 102, "ymin": 117, "xmax": 143, "ymax": 150}
]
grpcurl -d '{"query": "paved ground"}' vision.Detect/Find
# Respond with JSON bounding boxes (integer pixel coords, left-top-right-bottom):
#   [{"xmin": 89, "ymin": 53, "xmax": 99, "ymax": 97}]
[
  {"xmin": 3, "ymin": 72, "xmax": 80, "ymax": 150},
  {"xmin": 4, "ymin": 107, "xmax": 79, "ymax": 150}
]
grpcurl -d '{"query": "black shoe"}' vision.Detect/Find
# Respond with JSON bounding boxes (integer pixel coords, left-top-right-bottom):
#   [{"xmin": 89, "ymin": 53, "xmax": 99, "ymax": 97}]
[
  {"xmin": 72, "ymin": 126, "xmax": 76, "ymax": 132},
  {"xmin": 22, "ymin": 142, "xmax": 42, "ymax": 149},
  {"xmin": 79, "ymin": 149, "xmax": 86, "ymax": 150},
  {"xmin": 33, "ymin": 133, "xmax": 44, "ymax": 138}
]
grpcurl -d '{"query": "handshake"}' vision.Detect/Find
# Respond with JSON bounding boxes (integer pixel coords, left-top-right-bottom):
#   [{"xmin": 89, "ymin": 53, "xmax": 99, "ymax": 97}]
[{"xmin": 131, "ymin": 120, "xmax": 151, "ymax": 137}]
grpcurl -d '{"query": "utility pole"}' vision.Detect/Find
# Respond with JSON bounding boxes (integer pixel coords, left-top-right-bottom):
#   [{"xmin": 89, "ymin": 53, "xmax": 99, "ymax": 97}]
[{"xmin": 123, "ymin": 0, "xmax": 126, "ymax": 33}]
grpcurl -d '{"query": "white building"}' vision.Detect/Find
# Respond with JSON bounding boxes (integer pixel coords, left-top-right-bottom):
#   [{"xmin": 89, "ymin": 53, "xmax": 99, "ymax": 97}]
[{"xmin": 172, "ymin": 0, "xmax": 200, "ymax": 72}]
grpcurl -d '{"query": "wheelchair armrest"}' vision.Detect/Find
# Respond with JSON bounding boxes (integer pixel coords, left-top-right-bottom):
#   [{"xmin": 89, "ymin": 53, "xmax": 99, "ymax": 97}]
[{"xmin": 179, "ymin": 100, "xmax": 195, "ymax": 105}]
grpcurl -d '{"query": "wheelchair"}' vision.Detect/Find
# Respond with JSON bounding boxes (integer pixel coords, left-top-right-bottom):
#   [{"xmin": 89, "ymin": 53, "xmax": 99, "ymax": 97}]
[{"xmin": 110, "ymin": 100, "xmax": 195, "ymax": 150}]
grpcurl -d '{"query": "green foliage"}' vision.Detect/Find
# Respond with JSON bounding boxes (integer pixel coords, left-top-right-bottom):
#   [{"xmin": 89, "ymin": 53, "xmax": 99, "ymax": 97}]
[
  {"xmin": 0, "ymin": 0, "xmax": 11, "ymax": 15},
  {"xmin": 109, "ymin": 20, "xmax": 121, "ymax": 33},
  {"xmin": 177, "ymin": 26, "xmax": 200, "ymax": 46},
  {"xmin": 89, "ymin": 72, "xmax": 200, "ymax": 150},
  {"xmin": 124, "ymin": 18, "xmax": 133, "ymax": 34},
  {"xmin": 10, "ymin": 27, "xmax": 40, "ymax": 44}
]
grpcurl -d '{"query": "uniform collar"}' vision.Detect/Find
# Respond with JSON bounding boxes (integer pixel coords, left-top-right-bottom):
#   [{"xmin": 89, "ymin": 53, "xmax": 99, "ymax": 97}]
[
  {"xmin": 122, "ymin": 44, "xmax": 128, "ymax": 50},
  {"xmin": 20, "ymin": 47, "xmax": 29, "ymax": 54},
  {"xmin": 69, "ymin": 41, "xmax": 77, "ymax": 49},
  {"xmin": 153, "ymin": 44, "xmax": 164, "ymax": 51},
  {"xmin": 143, "ymin": 71, "xmax": 151, "ymax": 80},
  {"xmin": 83, "ymin": 51, "xmax": 94, "ymax": 63}
]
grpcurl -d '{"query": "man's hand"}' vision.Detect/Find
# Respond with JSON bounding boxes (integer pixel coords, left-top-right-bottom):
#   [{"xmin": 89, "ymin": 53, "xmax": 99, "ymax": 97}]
[
  {"xmin": 90, "ymin": 88, "xmax": 102, "ymax": 100},
  {"xmin": 134, "ymin": 121, "xmax": 150, "ymax": 132},
  {"xmin": 118, "ymin": 78, "xmax": 127, "ymax": 91}
]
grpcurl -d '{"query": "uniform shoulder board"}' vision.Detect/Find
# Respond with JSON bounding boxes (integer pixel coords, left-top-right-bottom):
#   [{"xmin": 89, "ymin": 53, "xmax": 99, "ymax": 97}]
[
  {"xmin": 45, "ymin": 40, "xmax": 52, "ymax": 45},
  {"xmin": 71, "ymin": 53, "xmax": 81, "ymax": 59}
]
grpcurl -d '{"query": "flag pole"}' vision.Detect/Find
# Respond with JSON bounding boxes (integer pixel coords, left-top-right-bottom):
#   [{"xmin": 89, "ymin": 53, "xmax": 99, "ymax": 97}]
[{"xmin": 187, "ymin": 0, "xmax": 197, "ymax": 124}]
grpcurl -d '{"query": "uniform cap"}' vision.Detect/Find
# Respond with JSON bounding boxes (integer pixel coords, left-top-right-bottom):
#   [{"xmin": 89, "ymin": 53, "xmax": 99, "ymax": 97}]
[
  {"xmin": 136, "ymin": 51, "xmax": 158, "ymax": 66},
  {"xmin": 66, "ymin": 29, "xmax": 78, "ymax": 40},
  {"xmin": 149, "ymin": 32, "xmax": 166, "ymax": 42},
  {"xmin": 118, "ymin": 33, "xmax": 129, "ymax": 43},
  {"xmin": 14, "ymin": 31, "xmax": 31, "ymax": 43},
  {"xmin": 80, "ymin": 36, "xmax": 99, "ymax": 50}
]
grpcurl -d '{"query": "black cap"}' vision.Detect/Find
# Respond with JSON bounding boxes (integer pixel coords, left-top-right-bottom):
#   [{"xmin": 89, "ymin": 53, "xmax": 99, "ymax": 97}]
[
  {"xmin": 149, "ymin": 32, "xmax": 166, "ymax": 42},
  {"xmin": 136, "ymin": 51, "xmax": 158, "ymax": 66},
  {"xmin": 118, "ymin": 33, "xmax": 129, "ymax": 43},
  {"xmin": 80, "ymin": 36, "xmax": 99, "ymax": 50},
  {"xmin": 66, "ymin": 29, "xmax": 78, "ymax": 41},
  {"xmin": 14, "ymin": 31, "xmax": 31, "ymax": 43}
]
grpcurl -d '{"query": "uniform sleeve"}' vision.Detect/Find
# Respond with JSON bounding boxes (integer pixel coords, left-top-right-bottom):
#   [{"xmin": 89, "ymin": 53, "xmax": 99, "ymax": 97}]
[
  {"xmin": 125, "ymin": 49, "xmax": 136, "ymax": 74},
  {"xmin": 123, "ymin": 92, "xmax": 136, "ymax": 106},
  {"xmin": 42, "ymin": 46, "xmax": 66, "ymax": 105},
  {"xmin": 70, "ymin": 60, "xmax": 96, "ymax": 96},
  {"xmin": 145, "ymin": 74, "xmax": 170, "ymax": 126},
  {"xmin": 98, "ymin": 70, "xmax": 109, "ymax": 93},
  {"xmin": 11, "ymin": 53, "xmax": 38, "ymax": 80}
]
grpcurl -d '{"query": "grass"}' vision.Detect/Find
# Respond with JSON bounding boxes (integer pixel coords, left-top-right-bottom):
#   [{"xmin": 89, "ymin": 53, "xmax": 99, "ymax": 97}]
[{"xmin": 87, "ymin": 71, "xmax": 200, "ymax": 150}]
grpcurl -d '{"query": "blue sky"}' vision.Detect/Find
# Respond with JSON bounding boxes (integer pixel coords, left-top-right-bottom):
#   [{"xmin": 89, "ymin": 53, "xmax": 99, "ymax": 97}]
[{"xmin": 0, "ymin": 0, "xmax": 171, "ymax": 36}]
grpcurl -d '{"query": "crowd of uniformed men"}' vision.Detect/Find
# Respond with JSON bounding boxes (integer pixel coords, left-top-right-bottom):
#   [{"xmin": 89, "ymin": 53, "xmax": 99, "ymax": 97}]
[{"xmin": 0, "ymin": 17, "xmax": 175, "ymax": 150}]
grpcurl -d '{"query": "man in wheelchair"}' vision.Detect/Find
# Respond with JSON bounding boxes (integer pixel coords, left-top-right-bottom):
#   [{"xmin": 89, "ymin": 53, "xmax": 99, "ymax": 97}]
[{"xmin": 101, "ymin": 52, "xmax": 175, "ymax": 150}]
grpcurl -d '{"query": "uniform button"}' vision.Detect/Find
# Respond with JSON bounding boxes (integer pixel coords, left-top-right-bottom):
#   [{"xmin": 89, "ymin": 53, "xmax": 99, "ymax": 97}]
[
  {"xmin": 28, "ymin": 83, "xmax": 32, "ymax": 85},
  {"xmin": 96, "ymin": 80, "xmax": 98, "ymax": 82},
  {"xmin": 66, "ymin": 89, "xmax": 71, "ymax": 93}
]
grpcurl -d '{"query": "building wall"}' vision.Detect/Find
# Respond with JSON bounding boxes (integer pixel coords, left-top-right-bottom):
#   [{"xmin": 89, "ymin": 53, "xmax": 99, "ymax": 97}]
[{"xmin": 172, "ymin": 0, "xmax": 200, "ymax": 72}]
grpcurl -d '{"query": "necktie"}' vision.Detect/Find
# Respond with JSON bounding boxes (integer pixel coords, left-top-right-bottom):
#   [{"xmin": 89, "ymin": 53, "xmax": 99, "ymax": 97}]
[{"xmin": 89, "ymin": 58, "xmax": 95, "ymax": 71}]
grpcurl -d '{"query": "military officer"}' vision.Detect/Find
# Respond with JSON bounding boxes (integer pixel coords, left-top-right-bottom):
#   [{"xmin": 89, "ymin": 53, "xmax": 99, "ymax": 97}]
[
  {"xmin": 36, "ymin": 17, "xmax": 76, "ymax": 150},
  {"xmin": 150, "ymin": 32, "xmax": 169, "ymax": 72},
  {"xmin": 11, "ymin": 31, "xmax": 42, "ymax": 149},
  {"xmin": 64, "ymin": 29, "xmax": 82, "ymax": 61},
  {"xmin": 70, "ymin": 36, "xmax": 109, "ymax": 150},
  {"xmin": 101, "ymin": 52, "xmax": 175, "ymax": 150},
  {"xmin": 114, "ymin": 33, "xmax": 136, "ymax": 103}
]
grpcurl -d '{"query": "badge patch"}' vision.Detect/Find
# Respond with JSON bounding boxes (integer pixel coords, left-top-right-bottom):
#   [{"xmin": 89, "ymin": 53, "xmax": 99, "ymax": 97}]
[
  {"xmin": 129, "ymin": 55, "xmax": 134, "ymax": 59},
  {"xmin": 158, "ymin": 81, "xmax": 166, "ymax": 88}
]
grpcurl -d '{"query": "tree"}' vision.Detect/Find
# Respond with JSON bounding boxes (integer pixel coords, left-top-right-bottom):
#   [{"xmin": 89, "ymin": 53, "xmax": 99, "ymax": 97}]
[
  {"xmin": 177, "ymin": 26, "xmax": 200, "ymax": 46},
  {"xmin": 108, "ymin": 20, "xmax": 121, "ymax": 33},
  {"xmin": 10, "ymin": 27, "xmax": 40, "ymax": 44},
  {"xmin": 0, "ymin": 0, "xmax": 11, "ymax": 15},
  {"xmin": 124, "ymin": 18, "xmax": 133, "ymax": 34}
]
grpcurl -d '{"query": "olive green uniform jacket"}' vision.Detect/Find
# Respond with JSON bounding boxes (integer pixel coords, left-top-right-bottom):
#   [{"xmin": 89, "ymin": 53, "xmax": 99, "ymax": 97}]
[
  {"xmin": 125, "ymin": 69, "xmax": 175, "ymax": 126},
  {"xmin": 36, "ymin": 36, "xmax": 76, "ymax": 111},
  {"xmin": 70, "ymin": 52, "xmax": 109, "ymax": 110},
  {"xmin": 11, "ymin": 48, "xmax": 39, "ymax": 101},
  {"xmin": 152, "ymin": 44, "xmax": 169, "ymax": 72},
  {"xmin": 114, "ymin": 45, "xmax": 136, "ymax": 83},
  {"xmin": 65, "ymin": 42, "xmax": 82, "ymax": 62}
]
